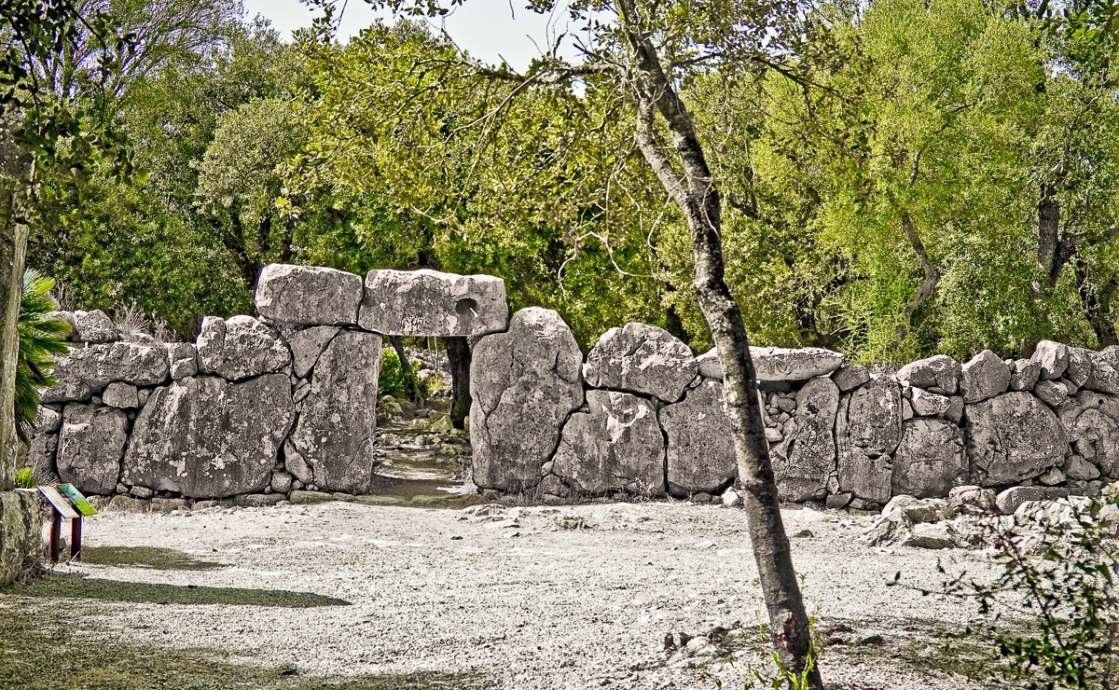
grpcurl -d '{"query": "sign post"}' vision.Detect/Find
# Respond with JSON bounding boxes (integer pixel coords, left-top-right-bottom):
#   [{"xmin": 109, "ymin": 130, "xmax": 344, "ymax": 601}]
[{"xmin": 38, "ymin": 484, "xmax": 96, "ymax": 562}]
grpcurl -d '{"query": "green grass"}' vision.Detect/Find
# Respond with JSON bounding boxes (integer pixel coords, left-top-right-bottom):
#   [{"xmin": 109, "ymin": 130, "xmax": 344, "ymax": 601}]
[
  {"xmin": 78, "ymin": 546, "xmax": 224, "ymax": 571},
  {"xmin": 0, "ymin": 603, "xmax": 490, "ymax": 689},
  {"xmin": 5, "ymin": 573, "xmax": 350, "ymax": 608}
]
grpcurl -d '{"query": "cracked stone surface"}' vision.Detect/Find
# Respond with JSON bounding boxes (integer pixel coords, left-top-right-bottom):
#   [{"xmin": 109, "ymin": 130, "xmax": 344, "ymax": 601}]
[
  {"xmin": 966, "ymin": 391, "xmax": 1068, "ymax": 486},
  {"xmin": 287, "ymin": 326, "xmax": 340, "ymax": 379},
  {"xmin": 471, "ymin": 308, "xmax": 584, "ymax": 491},
  {"xmin": 751, "ymin": 347, "xmax": 844, "ymax": 382},
  {"xmin": 359, "ymin": 269, "xmax": 508, "ymax": 337},
  {"xmin": 896, "ymin": 355, "xmax": 960, "ymax": 394},
  {"xmin": 56, "ymin": 403, "xmax": 128, "ymax": 495},
  {"xmin": 771, "ymin": 377, "xmax": 839, "ymax": 502},
  {"xmin": 196, "ymin": 315, "xmax": 291, "ymax": 382},
  {"xmin": 552, "ymin": 390, "xmax": 665, "ymax": 496},
  {"xmin": 837, "ymin": 378, "xmax": 903, "ymax": 504},
  {"xmin": 255, "ymin": 264, "xmax": 363, "ymax": 326},
  {"xmin": 43, "ymin": 341, "xmax": 170, "ymax": 403},
  {"xmin": 659, "ymin": 379, "xmax": 736, "ymax": 496},
  {"xmin": 583, "ymin": 323, "xmax": 697, "ymax": 403},
  {"xmin": 891, "ymin": 418, "xmax": 967, "ymax": 498}
]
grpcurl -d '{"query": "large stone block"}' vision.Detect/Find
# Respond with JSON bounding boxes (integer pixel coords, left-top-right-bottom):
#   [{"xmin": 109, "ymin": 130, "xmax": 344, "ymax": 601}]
[
  {"xmin": 836, "ymin": 378, "xmax": 903, "ymax": 503},
  {"xmin": 1085, "ymin": 346, "xmax": 1119, "ymax": 394},
  {"xmin": 891, "ymin": 418, "xmax": 967, "ymax": 498},
  {"xmin": 0, "ymin": 491, "xmax": 44, "ymax": 586},
  {"xmin": 1031, "ymin": 340, "xmax": 1069, "ymax": 381},
  {"xmin": 965, "ymin": 391, "xmax": 1068, "ymax": 486},
  {"xmin": 43, "ymin": 341, "xmax": 170, "ymax": 403},
  {"xmin": 1066, "ymin": 347, "xmax": 1094, "ymax": 388},
  {"xmin": 470, "ymin": 308, "xmax": 584, "ymax": 491},
  {"xmin": 752, "ymin": 347, "xmax": 844, "ymax": 382},
  {"xmin": 552, "ymin": 390, "xmax": 665, "ymax": 495},
  {"xmin": 359, "ymin": 269, "xmax": 508, "ymax": 337},
  {"xmin": 583, "ymin": 323, "xmax": 697, "ymax": 403},
  {"xmin": 122, "ymin": 374, "xmax": 294, "ymax": 497},
  {"xmin": 896, "ymin": 355, "xmax": 961, "ymax": 394},
  {"xmin": 70, "ymin": 310, "xmax": 119, "ymax": 343},
  {"xmin": 659, "ymin": 379, "xmax": 736, "ymax": 495},
  {"xmin": 287, "ymin": 326, "xmax": 340, "ymax": 378},
  {"xmin": 960, "ymin": 350, "xmax": 1011, "ymax": 404},
  {"xmin": 1056, "ymin": 391, "xmax": 1119, "ymax": 480},
  {"xmin": 165, "ymin": 342, "xmax": 198, "ymax": 380},
  {"xmin": 288, "ymin": 330, "xmax": 382, "ymax": 493},
  {"xmin": 57, "ymin": 403, "xmax": 128, "ymax": 495},
  {"xmin": 196, "ymin": 315, "xmax": 291, "ymax": 382},
  {"xmin": 771, "ymin": 377, "xmax": 839, "ymax": 502},
  {"xmin": 255, "ymin": 264, "xmax": 363, "ymax": 326}
]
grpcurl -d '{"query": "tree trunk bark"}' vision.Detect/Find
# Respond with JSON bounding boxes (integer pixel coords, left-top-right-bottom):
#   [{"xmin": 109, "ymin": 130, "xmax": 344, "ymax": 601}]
[
  {"xmin": 616, "ymin": 2, "xmax": 821, "ymax": 685},
  {"xmin": 896, "ymin": 211, "xmax": 940, "ymax": 344},
  {"xmin": 389, "ymin": 335, "xmax": 424, "ymax": 407},
  {"xmin": 444, "ymin": 336, "xmax": 471, "ymax": 430},
  {"xmin": 0, "ymin": 207, "xmax": 28, "ymax": 491}
]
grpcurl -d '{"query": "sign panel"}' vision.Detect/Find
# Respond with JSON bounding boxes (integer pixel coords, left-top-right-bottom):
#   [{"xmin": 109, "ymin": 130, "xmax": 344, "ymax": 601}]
[
  {"xmin": 38, "ymin": 486, "xmax": 80, "ymax": 520},
  {"xmin": 57, "ymin": 484, "xmax": 98, "ymax": 516}
]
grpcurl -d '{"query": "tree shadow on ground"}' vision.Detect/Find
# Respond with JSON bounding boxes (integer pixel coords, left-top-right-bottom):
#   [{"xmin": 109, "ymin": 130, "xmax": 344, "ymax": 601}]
[
  {"xmin": 0, "ymin": 604, "xmax": 490, "ymax": 690},
  {"xmin": 6, "ymin": 573, "xmax": 349, "ymax": 607},
  {"xmin": 77, "ymin": 546, "xmax": 225, "ymax": 571}
]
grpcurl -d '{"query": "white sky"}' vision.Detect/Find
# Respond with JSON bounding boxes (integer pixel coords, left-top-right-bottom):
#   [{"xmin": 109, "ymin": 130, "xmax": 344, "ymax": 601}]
[{"xmin": 240, "ymin": 0, "xmax": 585, "ymax": 71}]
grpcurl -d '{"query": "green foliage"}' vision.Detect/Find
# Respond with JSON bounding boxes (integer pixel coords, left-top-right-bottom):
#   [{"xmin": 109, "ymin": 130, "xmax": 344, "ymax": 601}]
[
  {"xmin": 945, "ymin": 489, "xmax": 1119, "ymax": 689},
  {"xmin": 15, "ymin": 269, "xmax": 70, "ymax": 442},
  {"xmin": 378, "ymin": 348, "xmax": 434, "ymax": 402},
  {"xmin": 12, "ymin": 466, "xmax": 34, "ymax": 488}
]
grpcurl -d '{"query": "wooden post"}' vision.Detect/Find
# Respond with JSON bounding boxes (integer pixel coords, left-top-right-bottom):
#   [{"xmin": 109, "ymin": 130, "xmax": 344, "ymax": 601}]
[
  {"xmin": 70, "ymin": 515, "xmax": 82, "ymax": 560},
  {"xmin": 49, "ymin": 508, "xmax": 61, "ymax": 562}
]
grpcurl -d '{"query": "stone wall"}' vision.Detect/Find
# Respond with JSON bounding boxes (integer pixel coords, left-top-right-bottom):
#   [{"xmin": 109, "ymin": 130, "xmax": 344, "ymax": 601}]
[
  {"xmin": 28, "ymin": 266, "xmax": 507, "ymax": 506},
  {"xmin": 27, "ymin": 265, "xmax": 1119, "ymax": 509},
  {"xmin": 0, "ymin": 490, "xmax": 44, "ymax": 585},
  {"xmin": 472, "ymin": 309, "xmax": 1119, "ymax": 508}
]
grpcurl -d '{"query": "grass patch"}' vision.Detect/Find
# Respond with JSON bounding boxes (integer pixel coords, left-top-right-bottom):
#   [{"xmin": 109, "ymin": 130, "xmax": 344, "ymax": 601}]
[
  {"xmin": 5, "ymin": 573, "xmax": 350, "ymax": 608},
  {"xmin": 78, "ymin": 546, "xmax": 224, "ymax": 571},
  {"xmin": 0, "ymin": 604, "xmax": 490, "ymax": 689}
]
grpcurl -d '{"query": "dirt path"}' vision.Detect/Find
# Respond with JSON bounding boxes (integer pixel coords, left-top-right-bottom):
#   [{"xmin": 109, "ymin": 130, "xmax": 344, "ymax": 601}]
[{"xmin": 1, "ymin": 499, "xmax": 1009, "ymax": 690}]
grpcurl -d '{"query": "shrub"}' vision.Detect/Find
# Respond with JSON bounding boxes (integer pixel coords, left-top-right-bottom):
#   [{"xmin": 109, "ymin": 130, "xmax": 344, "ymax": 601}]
[
  {"xmin": 944, "ymin": 487, "xmax": 1119, "ymax": 689},
  {"xmin": 12, "ymin": 467, "xmax": 34, "ymax": 489},
  {"xmin": 16, "ymin": 270, "xmax": 71, "ymax": 441},
  {"xmin": 378, "ymin": 348, "xmax": 433, "ymax": 402}
]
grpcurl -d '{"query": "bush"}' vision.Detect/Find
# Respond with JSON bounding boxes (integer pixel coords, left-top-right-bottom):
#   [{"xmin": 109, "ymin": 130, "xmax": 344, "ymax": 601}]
[
  {"xmin": 16, "ymin": 270, "xmax": 71, "ymax": 441},
  {"xmin": 945, "ymin": 487, "xmax": 1119, "ymax": 689},
  {"xmin": 378, "ymin": 348, "xmax": 433, "ymax": 402},
  {"xmin": 12, "ymin": 467, "xmax": 34, "ymax": 489}
]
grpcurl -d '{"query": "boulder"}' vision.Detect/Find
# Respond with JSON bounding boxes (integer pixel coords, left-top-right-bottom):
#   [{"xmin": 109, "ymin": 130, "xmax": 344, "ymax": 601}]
[
  {"xmin": 995, "ymin": 485, "xmax": 1070, "ymax": 515},
  {"xmin": 359, "ymin": 269, "xmax": 508, "ymax": 337},
  {"xmin": 771, "ymin": 377, "xmax": 839, "ymax": 502},
  {"xmin": 909, "ymin": 387, "xmax": 951, "ymax": 417},
  {"xmin": 1064, "ymin": 454, "xmax": 1100, "ymax": 481},
  {"xmin": 101, "ymin": 382, "xmax": 139, "ymax": 409},
  {"xmin": 254, "ymin": 264, "xmax": 363, "ymax": 326},
  {"xmin": 752, "ymin": 347, "xmax": 844, "ymax": 382},
  {"xmin": 286, "ymin": 326, "xmax": 339, "ymax": 378},
  {"xmin": 896, "ymin": 355, "xmax": 960, "ymax": 394},
  {"xmin": 882, "ymin": 494, "xmax": 953, "ymax": 523},
  {"xmin": 1030, "ymin": 340, "xmax": 1069, "ymax": 381},
  {"xmin": 288, "ymin": 330, "xmax": 383, "ymax": 493},
  {"xmin": 122, "ymin": 374, "xmax": 294, "ymax": 498},
  {"xmin": 836, "ymin": 378, "xmax": 903, "ymax": 504},
  {"xmin": 696, "ymin": 348, "xmax": 724, "ymax": 380},
  {"xmin": 948, "ymin": 485, "xmax": 997, "ymax": 514},
  {"xmin": 1056, "ymin": 391, "xmax": 1119, "ymax": 479},
  {"xmin": 1066, "ymin": 347, "xmax": 1094, "ymax": 388},
  {"xmin": 551, "ymin": 390, "xmax": 665, "ymax": 495},
  {"xmin": 165, "ymin": 342, "xmax": 198, "ymax": 380},
  {"xmin": 831, "ymin": 364, "xmax": 870, "ymax": 392},
  {"xmin": 196, "ymin": 315, "xmax": 291, "ymax": 382},
  {"xmin": 470, "ymin": 308, "xmax": 584, "ymax": 491},
  {"xmin": 904, "ymin": 523, "xmax": 958, "ymax": 550},
  {"xmin": 1085, "ymin": 346, "xmax": 1119, "ymax": 394},
  {"xmin": 1009, "ymin": 358, "xmax": 1041, "ymax": 392},
  {"xmin": 43, "ymin": 311, "xmax": 74, "ymax": 340},
  {"xmin": 1034, "ymin": 380, "xmax": 1068, "ymax": 406},
  {"xmin": 583, "ymin": 323, "xmax": 697, "ymax": 402},
  {"xmin": 70, "ymin": 310, "xmax": 119, "ymax": 343},
  {"xmin": 960, "ymin": 350, "xmax": 1011, "ymax": 403},
  {"xmin": 891, "ymin": 418, "xmax": 967, "ymax": 498},
  {"xmin": 943, "ymin": 396, "xmax": 964, "ymax": 424},
  {"xmin": 44, "ymin": 341, "xmax": 170, "ymax": 403},
  {"xmin": 56, "ymin": 403, "xmax": 128, "ymax": 495},
  {"xmin": 966, "ymin": 391, "xmax": 1069, "ymax": 485},
  {"xmin": 282, "ymin": 439, "xmax": 314, "ymax": 484},
  {"xmin": 659, "ymin": 379, "xmax": 736, "ymax": 495}
]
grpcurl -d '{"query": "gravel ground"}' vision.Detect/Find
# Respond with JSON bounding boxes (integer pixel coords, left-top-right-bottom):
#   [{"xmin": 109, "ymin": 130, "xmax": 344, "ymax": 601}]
[{"xmin": 9, "ymin": 500, "xmax": 1008, "ymax": 689}]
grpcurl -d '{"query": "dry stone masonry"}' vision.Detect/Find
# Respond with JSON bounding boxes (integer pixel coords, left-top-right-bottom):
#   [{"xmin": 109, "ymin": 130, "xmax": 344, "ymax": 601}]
[{"xmin": 25, "ymin": 264, "xmax": 1119, "ymax": 510}]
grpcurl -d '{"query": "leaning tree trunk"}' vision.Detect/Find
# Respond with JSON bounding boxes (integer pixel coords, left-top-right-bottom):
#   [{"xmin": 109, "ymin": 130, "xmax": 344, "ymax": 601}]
[
  {"xmin": 389, "ymin": 335, "xmax": 425, "ymax": 407},
  {"xmin": 617, "ymin": 1, "xmax": 821, "ymax": 685},
  {"xmin": 0, "ymin": 207, "xmax": 28, "ymax": 491},
  {"xmin": 444, "ymin": 336, "xmax": 471, "ymax": 430}
]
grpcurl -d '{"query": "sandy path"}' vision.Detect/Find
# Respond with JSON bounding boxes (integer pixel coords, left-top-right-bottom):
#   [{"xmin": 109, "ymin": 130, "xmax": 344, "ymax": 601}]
[{"xmin": 27, "ymin": 501, "xmax": 1004, "ymax": 689}]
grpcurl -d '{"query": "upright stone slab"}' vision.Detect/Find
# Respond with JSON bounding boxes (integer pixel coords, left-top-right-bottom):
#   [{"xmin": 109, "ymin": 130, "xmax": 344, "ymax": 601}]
[
  {"xmin": 771, "ymin": 377, "xmax": 839, "ymax": 502},
  {"xmin": 287, "ymin": 326, "xmax": 339, "ymax": 378},
  {"xmin": 470, "ymin": 308, "xmax": 584, "ymax": 491},
  {"xmin": 1086, "ymin": 346, "xmax": 1119, "ymax": 394},
  {"xmin": 659, "ymin": 379, "xmax": 736, "ymax": 495},
  {"xmin": 1056, "ymin": 391, "xmax": 1119, "ymax": 480},
  {"xmin": 966, "ymin": 391, "xmax": 1068, "ymax": 486},
  {"xmin": 56, "ymin": 403, "xmax": 128, "ymax": 495},
  {"xmin": 1031, "ymin": 340, "xmax": 1069, "ymax": 381},
  {"xmin": 837, "ymin": 377, "xmax": 903, "ymax": 503},
  {"xmin": 165, "ymin": 342, "xmax": 198, "ymax": 380},
  {"xmin": 196, "ymin": 315, "xmax": 291, "ymax": 382},
  {"xmin": 255, "ymin": 264, "xmax": 363, "ymax": 326},
  {"xmin": 891, "ymin": 418, "xmax": 967, "ymax": 498},
  {"xmin": 359, "ymin": 269, "xmax": 508, "ymax": 336},
  {"xmin": 1066, "ymin": 347, "xmax": 1094, "ymax": 388},
  {"xmin": 552, "ymin": 390, "xmax": 665, "ymax": 495},
  {"xmin": 752, "ymin": 347, "xmax": 844, "ymax": 382},
  {"xmin": 288, "ymin": 330, "xmax": 383, "ymax": 493},
  {"xmin": 960, "ymin": 350, "xmax": 1011, "ymax": 403},
  {"xmin": 583, "ymin": 323, "xmax": 697, "ymax": 403},
  {"xmin": 123, "ymin": 374, "xmax": 294, "ymax": 497}
]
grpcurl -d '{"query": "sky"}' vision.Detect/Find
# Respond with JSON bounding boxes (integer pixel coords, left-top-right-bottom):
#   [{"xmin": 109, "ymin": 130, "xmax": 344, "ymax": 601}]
[{"xmin": 239, "ymin": 0, "xmax": 585, "ymax": 71}]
